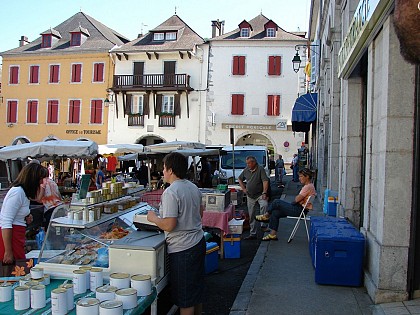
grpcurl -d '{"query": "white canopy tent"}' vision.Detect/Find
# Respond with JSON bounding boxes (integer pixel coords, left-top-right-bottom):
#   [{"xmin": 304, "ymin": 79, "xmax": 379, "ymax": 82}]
[
  {"xmin": 98, "ymin": 143, "xmax": 144, "ymax": 155},
  {"xmin": 144, "ymin": 141, "xmax": 206, "ymax": 153}
]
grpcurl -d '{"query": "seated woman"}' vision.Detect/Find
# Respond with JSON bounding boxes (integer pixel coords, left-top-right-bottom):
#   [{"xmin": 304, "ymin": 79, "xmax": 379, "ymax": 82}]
[{"xmin": 256, "ymin": 168, "xmax": 316, "ymax": 241}]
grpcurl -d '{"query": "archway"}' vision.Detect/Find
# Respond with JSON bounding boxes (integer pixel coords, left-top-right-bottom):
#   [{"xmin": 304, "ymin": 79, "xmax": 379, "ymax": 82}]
[
  {"xmin": 135, "ymin": 135, "xmax": 165, "ymax": 146},
  {"xmin": 11, "ymin": 136, "xmax": 30, "ymax": 145},
  {"xmin": 235, "ymin": 132, "xmax": 275, "ymax": 156}
]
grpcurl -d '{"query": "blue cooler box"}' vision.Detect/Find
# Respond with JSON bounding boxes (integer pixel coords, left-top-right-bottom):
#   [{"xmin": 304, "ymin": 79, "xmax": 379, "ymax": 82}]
[
  {"xmin": 314, "ymin": 227, "xmax": 365, "ymax": 286},
  {"xmin": 223, "ymin": 234, "xmax": 241, "ymax": 259},
  {"xmin": 205, "ymin": 242, "xmax": 219, "ymax": 274},
  {"xmin": 323, "ymin": 189, "xmax": 339, "ymax": 216}
]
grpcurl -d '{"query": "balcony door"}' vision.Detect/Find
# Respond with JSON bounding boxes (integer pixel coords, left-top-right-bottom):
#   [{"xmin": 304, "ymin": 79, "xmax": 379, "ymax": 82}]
[
  {"xmin": 164, "ymin": 61, "xmax": 176, "ymax": 86},
  {"xmin": 133, "ymin": 62, "xmax": 144, "ymax": 86}
]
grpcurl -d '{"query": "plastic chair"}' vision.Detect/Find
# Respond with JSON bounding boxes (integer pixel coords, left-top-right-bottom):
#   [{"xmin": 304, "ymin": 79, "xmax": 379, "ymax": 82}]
[{"xmin": 287, "ymin": 195, "xmax": 315, "ymax": 243}]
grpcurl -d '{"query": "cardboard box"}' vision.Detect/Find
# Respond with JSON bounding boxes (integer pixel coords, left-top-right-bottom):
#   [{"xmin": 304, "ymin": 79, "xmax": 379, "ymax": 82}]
[
  {"xmin": 228, "ymin": 219, "xmax": 245, "ymax": 234},
  {"xmin": 223, "ymin": 234, "xmax": 241, "ymax": 259},
  {"xmin": 204, "ymin": 190, "xmax": 231, "ymax": 212}
]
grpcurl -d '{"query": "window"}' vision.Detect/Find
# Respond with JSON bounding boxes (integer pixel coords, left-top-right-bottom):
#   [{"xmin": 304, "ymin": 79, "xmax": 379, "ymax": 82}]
[
  {"xmin": 27, "ymin": 100, "xmax": 38, "ymax": 123},
  {"xmin": 9, "ymin": 66, "xmax": 19, "ymax": 84},
  {"xmin": 70, "ymin": 33, "xmax": 81, "ymax": 46},
  {"xmin": 90, "ymin": 100, "xmax": 103, "ymax": 124},
  {"xmin": 41, "ymin": 34, "xmax": 52, "ymax": 48},
  {"xmin": 232, "ymin": 56, "xmax": 246, "ymax": 75},
  {"xmin": 267, "ymin": 95, "xmax": 280, "ymax": 116},
  {"xmin": 165, "ymin": 32, "xmax": 177, "ymax": 40},
  {"xmin": 162, "ymin": 95, "xmax": 174, "ymax": 113},
  {"xmin": 266, "ymin": 28, "xmax": 276, "ymax": 37},
  {"xmin": 131, "ymin": 95, "xmax": 144, "ymax": 115},
  {"xmin": 47, "ymin": 100, "xmax": 59, "ymax": 124},
  {"xmin": 7, "ymin": 101, "xmax": 18, "ymax": 123},
  {"xmin": 93, "ymin": 63, "xmax": 104, "ymax": 82},
  {"xmin": 71, "ymin": 64, "xmax": 82, "ymax": 83},
  {"xmin": 49, "ymin": 65, "xmax": 60, "ymax": 83},
  {"xmin": 231, "ymin": 94, "xmax": 244, "ymax": 115},
  {"xmin": 29, "ymin": 65, "xmax": 39, "ymax": 84},
  {"xmin": 153, "ymin": 33, "xmax": 164, "ymax": 41},
  {"xmin": 240, "ymin": 28, "xmax": 250, "ymax": 37},
  {"xmin": 268, "ymin": 56, "xmax": 282, "ymax": 75},
  {"xmin": 69, "ymin": 100, "xmax": 81, "ymax": 124}
]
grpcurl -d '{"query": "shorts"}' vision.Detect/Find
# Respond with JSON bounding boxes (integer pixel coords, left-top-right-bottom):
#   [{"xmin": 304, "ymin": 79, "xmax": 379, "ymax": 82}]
[{"xmin": 169, "ymin": 237, "xmax": 206, "ymax": 308}]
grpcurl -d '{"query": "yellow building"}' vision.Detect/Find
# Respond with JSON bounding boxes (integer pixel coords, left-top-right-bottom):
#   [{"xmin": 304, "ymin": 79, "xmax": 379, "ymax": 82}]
[{"xmin": 0, "ymin": 12, "xmax": 129, "ymax": 146}]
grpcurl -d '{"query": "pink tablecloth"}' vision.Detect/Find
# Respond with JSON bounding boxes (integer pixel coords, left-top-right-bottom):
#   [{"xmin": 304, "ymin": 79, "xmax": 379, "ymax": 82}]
[
  {"xmin": 202, "ymin": 204, "xmax": 235, "ymax": 235},
  {"xmin": 139, "ymin": 189, "xmax": 164, "ymax": 208}
]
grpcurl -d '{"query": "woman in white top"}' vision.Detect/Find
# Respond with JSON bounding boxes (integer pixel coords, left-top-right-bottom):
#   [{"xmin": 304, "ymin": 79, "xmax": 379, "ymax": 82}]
[{"xmin": 0, "ymin": 163, "xmax": 48, "ymax": 264}]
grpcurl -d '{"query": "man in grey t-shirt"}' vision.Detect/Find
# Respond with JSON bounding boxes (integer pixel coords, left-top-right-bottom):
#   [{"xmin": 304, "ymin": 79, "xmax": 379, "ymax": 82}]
[{"xmin": 238, "ymin": 156, "xmax": 269, "ymax": 240}]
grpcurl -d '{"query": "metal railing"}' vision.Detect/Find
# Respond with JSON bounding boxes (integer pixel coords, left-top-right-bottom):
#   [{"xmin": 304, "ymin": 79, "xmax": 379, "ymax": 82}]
[
  {"xmin": 158, "ymin": 115, "xmax": 175, "ymax": 127},
  {"xmin": 113, "ymin": 74, "xmax": 190, "ymax": 89},
  {"xmin": 128, "ymin": 115, "xmax": 144, "ymax": 126}
]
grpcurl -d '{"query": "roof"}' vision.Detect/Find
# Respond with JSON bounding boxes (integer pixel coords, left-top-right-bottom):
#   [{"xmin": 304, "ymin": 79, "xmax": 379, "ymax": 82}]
[
  {"xmin": 1, "ymin": 12, "xmax": 130, "ymax": 56},
  {"xmin": 40, "ymin": 28, "xmax": 62, "ymax": 38},
  {"xmin": 112, "ymin": 15, "xmax": 204, "ymax": 53},
  {"xmin": 210, "ymin": 14, "xmax": 307, "ymax": 41},
  {"xmin": 70, "ymin": 25, "xmax": 90, "ymax": 37}
]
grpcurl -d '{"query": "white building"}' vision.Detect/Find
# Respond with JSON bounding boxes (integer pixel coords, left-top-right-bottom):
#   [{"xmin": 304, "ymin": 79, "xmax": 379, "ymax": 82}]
[
  {"xmin": 206, "ymin": 14, "xmax": 308, "ymax": 162},
  {"xmin": 108, "ymin": 15, "xmax": 208, "ymax": 145}
]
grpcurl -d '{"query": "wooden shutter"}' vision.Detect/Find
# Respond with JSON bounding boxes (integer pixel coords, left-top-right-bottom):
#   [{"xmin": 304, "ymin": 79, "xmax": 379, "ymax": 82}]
[
  {"xmin": 276, "ymin": 56, "xmax": 281, "ymax": 75},
  {"xmin": 174, "ymin": 93, "xmax": 181, "ymax": 117},
  {"xmin": 69, "ymin": 100, "xmax": 80, "ymax": 123},
  {"xmin": 268, "ymin": 56, "xmax": 281, "ymax": 75},
  {"xmin": 155, "ymin": 94, "xmax": 163, "ymax": 116},
  {"xmin": 50, "ymin": 65, "xmax": 59, "ymax": 83},
  {"xmin": 143, "ymin": 93, "xmax": 150, "ymax": 117},
  {"xmin": 30, "ymin": 66, "xmax": 39, "ymax": 83},
  {"xmin": 94, "ymin": 63, "xmax": 104, "ymax": 82},
  {"xmin": 267, "ymin": 95, "xmax": 280, "ymax": 116},
  {"xmin": 7, "ymin": 101, "xmax": 17, "ymax": 123},
  {"xmin": 27, "ymin": 101, "xmax": 38, "ymax": 123},
  {"xmin": 90, "ymin": 100, "xmax": 103, "ymax": 124},
  {"xmin": 10, "ymin": 66, "xmax": 19, "ymax": 84},
  {"xmin": 48, "ymin": 100, "xmax": 59, "ymax": 123},
  {"xmin": 232, "ymin": 94, "xmax": 244, "ymax": 115},
  {"xmin": 72, "ymin": 64, "xmax": 82, "ymax": 82},
  {"xmin": 125, "ymin": 94, "xmax": 132, "ymax": 115},
  {"xmin": 238, "ymin": 56, "xmax": 245, "ymax": 75}
]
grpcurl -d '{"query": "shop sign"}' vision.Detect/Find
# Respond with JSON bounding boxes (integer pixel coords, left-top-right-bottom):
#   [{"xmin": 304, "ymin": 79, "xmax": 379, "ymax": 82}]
[
  {"xmin": 276, "ymin": 119, "xmax": 288, "ymax": 131},
  {"xmin": 65, "ymin": 129, "xmax": 102, "ymax": 135},
  {"xmin": 338, "ymin": 0, "xmax": 382, "ymax": 77},
  {"xmin": 222, "ymin": 123, "xmax": 276, "ymax": 131}
]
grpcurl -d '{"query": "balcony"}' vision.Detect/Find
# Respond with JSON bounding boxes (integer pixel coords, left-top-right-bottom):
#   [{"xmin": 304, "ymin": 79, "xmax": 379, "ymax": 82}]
[
  {"xmin": 128, "ymin": 115, "xmax": 144, "ymax": 127},
  {"xmin": 159, "ymin": 115, "xmax": 175, "ymax": 127},
  {"xmin": 113, "ymin": 74, "xmax": 193, "ymax": 92}
]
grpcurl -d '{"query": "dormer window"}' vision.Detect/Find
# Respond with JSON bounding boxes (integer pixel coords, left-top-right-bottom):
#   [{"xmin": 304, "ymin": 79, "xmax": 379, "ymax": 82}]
[
  {"xmin": 240, "ymin": 28, "xmax": 250, "ymax": 37},
  {"xmin": 266, "ymin": 28, "xmax": 276, "ymax": 37},
  {"xmin": 153, "ymin": 33, "xmax": 164, "ymax": 41},
  {"xmin": 165, "ymin": 32, "xmax": 177, "ymax": 41},
  {"xmin": 70, "ymin": 33, "xmax": 81, "ymax": 46},
  {"xmin": 41, "ymin": 34, "xmax": 52, "ymax": 48}
]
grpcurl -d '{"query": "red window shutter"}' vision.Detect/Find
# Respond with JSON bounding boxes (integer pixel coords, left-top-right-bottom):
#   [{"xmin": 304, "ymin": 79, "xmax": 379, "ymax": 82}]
[
  {"xmin": 27, "ymin": 101, "xmax": 38, "ymax": 123},
  {"xmin": 276, "ymin": 56, "xmax": 281, "ymax": 75},
  {"xmin": 237, "ymin": 94, "xmax": 244, "ymax": 114},
  {"xmin": 94, "ymin": 63, "xmax": 104, "ymax": 82},
  {"xmin": 268, "ymin": 95, "xmax": 280, "ymax": 116},
  {"xmin": 50, "ymin": 65, "xmax": 59, "ymax": 83},
  {"xmin": 7, "ymin": 101, "xmax": 17, "ymax": 123},
  {"xmin": 69, "ymin": 100, "xmax": 80, "ymax": 123},
  {"xmin": 90, "ymin": 100, "xmax": 103, "ymax": 124},
  {"xmin": 268, "ymin": 56, "xmax": 275, "ymax": 75},
  {"xmin": 232, "ymin": 56, "xmax": 239, "ymax": 75},
  {"xmin": 10, "ymin": 66, "xmax": 19, "ymax": 84},
  {"xmin": 48, "ymin": 100, "xmax": 58, "ymax": 123},
  {"xmin": 238, "ymin": 56, "xmax": 245, "ymax": 75},
  {"xmin": 231, "ymin": 94, "xmax": 237, "ymax": 114},
  {"xmin": 232, "ymin": 94, "xmax": 244, "ymax": 115},
  {"xmin": 72, "ymin": 64, "xmax": 81, "ymax": 82},
  {"xmin": 30, "ymin": 66, "xmax": 39, "ymax": 83}
]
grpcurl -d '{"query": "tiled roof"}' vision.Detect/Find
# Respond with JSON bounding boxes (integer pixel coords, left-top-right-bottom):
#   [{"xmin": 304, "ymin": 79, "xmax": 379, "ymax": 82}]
[
  {"xmin": 210, "ymin": 14, "xmax": 307, "ymax": 41},
  {"xmin": 70, "ymin": 25, "xmax": 90, "ymax": 37},
  {"xmin": 112, "ymin": 15, "xmax": 204, "ymax": 53},
  {"xmin": 40, "ymin": 28, "xmax": 62, "ymax": 38},
  {"xmin": 1, "ymin": 12, "xmax": 130, "ymax": 56}
]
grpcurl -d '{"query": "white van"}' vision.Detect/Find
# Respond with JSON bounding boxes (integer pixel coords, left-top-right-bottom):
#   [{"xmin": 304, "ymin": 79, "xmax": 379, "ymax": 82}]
[{"xmin": 218, "ymin": 145, "xmax": 269, "ymax": 182}]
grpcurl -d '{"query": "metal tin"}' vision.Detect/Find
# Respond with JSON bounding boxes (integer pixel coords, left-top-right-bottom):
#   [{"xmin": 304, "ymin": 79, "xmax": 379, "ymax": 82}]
[
  {"xmin": 19, "ymin": 274, "xmax": 32, "ymax": 286},
  {"xmin": 82, "ymin": 208, "xmax": 89, "ymax": 221},
  {"xmin": 73, "ymin": 269, "xmax": 87, "ymax": 294},
  {"xmin": 26, "ymin": 280, "xmax": 40, "ymax": 287},
  {"xmin": 0, "ymin": 282, "xmax": 12, "ymax": 302},
  {"xmin": 14, "ymin": 285, "xmax": 30, "ymax": 311},
  {"xmin": 96, "ymin": 285, "xmax": 118, "ymax": 302},
  {"xmin": 115, "ymin": 288, "xmax": 137, "ymax": 310},
  {"xmin": 99, "ymin": 300, "xmax": 123, "ymax": 315},
  {"xmin": 90, "ymin": 267, "xmax": 103, "ymax": 291},
  {"xmin": 59, "ymin": 283, "xmax": 74, "ymax": 311},
  {"xmin": 41, "ymin": 273, "xmax": 51, "ymax": 286},
  {"xmin": 67, "ymin": 210, "xmax": 74, "ymax": 220},
  {"xmin": 131, "ymin": 274, "xmax": 152, "ymax": 296},
  {"xmin": 89, "ymin": 209, "xmax": 95, "ymax": 222},
  {"xmin": 30, "ymin": 284, "xmax": 46, "ymax": 309},
  {"xmin": 109, "ymin": 272, "xmax": 130, "ymax": 289},
  {"xmin": 51, "ymin": 288, "xmax": 67, "ymax": 315},
  {"xmin": 30, "ymin": 267, "xmax": 44, "ymax": 279},
  {"xmin": 76, "ymin": 297, "xmax": 100, "ymax": 315},
  {"xmin": 79, "ymin": 266, "xmax": 93, "ymax": 290}
]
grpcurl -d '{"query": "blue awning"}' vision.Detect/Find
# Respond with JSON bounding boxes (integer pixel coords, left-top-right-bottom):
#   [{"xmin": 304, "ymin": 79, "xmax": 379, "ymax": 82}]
[{"xmin": 291, "ymin": 93, "xmax": 317, "ymax": 132}]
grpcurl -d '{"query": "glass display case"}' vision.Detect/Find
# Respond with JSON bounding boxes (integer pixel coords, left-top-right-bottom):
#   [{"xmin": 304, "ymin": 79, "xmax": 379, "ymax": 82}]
[{"xmin": 38, "ymin": 201, "xmax": 168, "ymax": 289}]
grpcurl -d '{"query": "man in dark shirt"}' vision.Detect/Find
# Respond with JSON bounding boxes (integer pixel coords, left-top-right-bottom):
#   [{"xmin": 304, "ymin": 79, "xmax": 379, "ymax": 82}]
[{"xmin": 238, "ymin": 156, "xmax": 269, "ymax": 240}]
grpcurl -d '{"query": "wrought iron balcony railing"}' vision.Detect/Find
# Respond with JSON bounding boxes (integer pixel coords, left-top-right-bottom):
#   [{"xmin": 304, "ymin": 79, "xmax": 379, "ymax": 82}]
[{"xmin": 113, "ymin": 74, "xmax": 191, "ymax": 91}]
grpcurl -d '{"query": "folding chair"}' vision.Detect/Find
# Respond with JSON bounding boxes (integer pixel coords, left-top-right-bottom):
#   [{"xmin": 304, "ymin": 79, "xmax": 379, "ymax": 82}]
[{"xmin": 287, "ymin": 195, "xmax": 315, "ymax": 243}]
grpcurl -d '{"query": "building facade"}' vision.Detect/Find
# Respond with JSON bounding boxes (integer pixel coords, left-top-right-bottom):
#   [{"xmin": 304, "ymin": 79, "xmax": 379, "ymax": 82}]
[
  {"xmin": 206, "ymin": 14, "xmax": 308, "ymax": 161},
  {"xmin": 108, "ymin": 15, "xmax": 208, "ymax": 145},
  {"xmin": 310, "ymin": 0, "xmax": 420, "ymax": 303},
  {"xmin": 0, "ymin": 12, "xmax": 129, "ymax": 146}
]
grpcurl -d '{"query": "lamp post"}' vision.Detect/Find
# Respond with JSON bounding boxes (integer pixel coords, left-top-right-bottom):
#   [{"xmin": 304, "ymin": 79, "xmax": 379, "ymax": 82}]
[{"xmin": 291, "ymin": 44, "xmax": 319, "ymax": 73}]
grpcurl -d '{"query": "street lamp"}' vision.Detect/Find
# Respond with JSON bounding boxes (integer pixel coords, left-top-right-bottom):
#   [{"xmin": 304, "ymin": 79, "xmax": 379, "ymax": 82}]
[{"xmin": 291, "ymin": 44, "xmax": 319, "ymax": 73}]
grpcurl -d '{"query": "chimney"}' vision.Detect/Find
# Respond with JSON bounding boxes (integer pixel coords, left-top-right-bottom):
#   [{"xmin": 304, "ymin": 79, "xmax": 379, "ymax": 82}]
[
  {"xmin": 19, "ymin": 36, "xmax": 29, "ymax": 47},
  {"xmin": 137, "ymin": 33, "xmax": 143, "ymax": 38},
  {"xmin": 211, "ymin": 20, "xmax": 219, "ymax": 38},
  {"xmin": 211, "ymin": 20, "xmax": 225, "ymax": 38}
]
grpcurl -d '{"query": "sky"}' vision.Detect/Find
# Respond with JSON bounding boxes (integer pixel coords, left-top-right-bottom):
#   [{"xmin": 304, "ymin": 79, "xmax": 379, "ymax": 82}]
[{"xmin": 0, "ymin": 0, "xmax": 310, "ymax": 61}]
